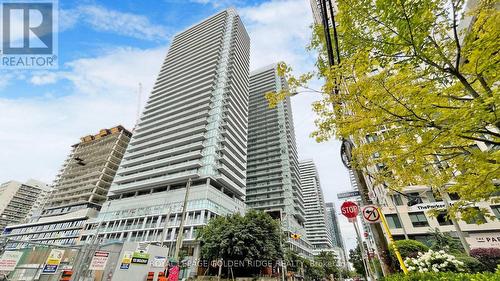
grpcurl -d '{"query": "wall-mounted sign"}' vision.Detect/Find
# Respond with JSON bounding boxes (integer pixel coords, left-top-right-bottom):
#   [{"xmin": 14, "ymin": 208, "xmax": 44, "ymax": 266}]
[
  {"xmin": 467, "ymin": 232, "xmax": 500, "ymax": 249},
  {"xmin": 42, "ymin": 249, "xmax": 64, "ymax": 274},
  {"xmin": 0, "ymin": 251, "xmax": 23, "ymax": 271},
  {"xmin": 407, "ymin": 201, "xmax": 455, "ymax": 212},
  {"xmin": 152, "ymin": 256, "xmax": 167, "ymax": 268},
  {"xmin": 120, "ymin": 251, "xmax": 132, "ymax": 269},
  {"xmin": 131, "ymin": 251, "xmax": 150, "ymax": 265},
  {"xmin": 89, "ymin": 251, "xmax": 109, "ymax": 270}
]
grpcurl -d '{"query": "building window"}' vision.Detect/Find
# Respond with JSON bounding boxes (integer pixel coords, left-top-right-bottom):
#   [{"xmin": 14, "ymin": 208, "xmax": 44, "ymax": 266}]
[
  {"xmin": 448, "ymin": 192, "xmax": 460, "ymax": 200},
  {"xmin": 366, "ymin": 134, "xmax": 378, "ymax": 143},
  {"xmin": 431, "ymin": 190, "xmax": 443, "ymax": 202},
  {"xmin": 436, "ymin": 212, "xmax": 453, "ymax": 226},
  {"xmin": 407, "ymin": 192, "xmax": 423, "ymax": 206},
  {"xmin": 376, "ymin": 163, "xmax": 386, "ymax": 171},
  {"xmin": 467, "ymin": 207, "xmax": 487, "ymax": 224},
  {"xmin": 491, "ymin": 205, "xmax": 500, "ymax": 220},
  {"xmin": 391, "ymin": 194, "xmax": 403, "ymax": 206},
  {"xmin": 426, "ymin": 191, "xmax": 436, "ymax": 202},
  {"xmin": 386, "ymin": 214, "xmax": 402, "ymax": 229},
  {"xmin": 409, "ymin": 212, "xmax": 429, "ymax": 227}
]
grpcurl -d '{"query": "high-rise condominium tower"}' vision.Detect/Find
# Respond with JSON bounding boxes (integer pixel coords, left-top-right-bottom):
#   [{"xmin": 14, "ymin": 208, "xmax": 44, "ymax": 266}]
[
  {"xmin": 325, "ymin": 202, "xmax": 344, "ymax": 249},
  {"xmin": 299, "ymin": 160, "xmax": 333, "ymax": 255},
  {"xmin": 246, "ymin": 65, "xmax": 310, "ymax": 256},
  {"xmin": 81, "ymin": 9, "xmax": 250, "ymax": 259},
  {"xmin": 3, "ymin": 126, "xmax": 131, "ymax": 247},
  {"xmin": 309, "ymin": 0, "xmax": 335, "ymax": 25},
  {"xmin": 325, "ymin": 202, "xmax": 348, "ymax": 268},
  {"xmin": 0, "ymin": 179, "xmax": 50, "ymax": 232}
]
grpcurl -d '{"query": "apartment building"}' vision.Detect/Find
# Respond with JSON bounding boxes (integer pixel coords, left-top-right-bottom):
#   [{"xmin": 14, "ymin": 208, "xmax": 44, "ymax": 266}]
[
  {"xmin": 0, "ymin": 179, "xmax": 50, "ymax": 232},
  {"xmin": 2, "ymin": 126, "xmax": 131, "ymax": 247},
  {"xmin": 381, "ymin": 185, "xmax": 500, "ymax": 249},
  {"xmin": 80, "ymin": 10, "xmax": 250, "ymax": 266},
  {"xmin": 246, "ymin": 64, "xmax": 311, "ymax": 256},
  {"xmin": 299, "ymin": 160, "xmax": 333, "ymax": 255}
]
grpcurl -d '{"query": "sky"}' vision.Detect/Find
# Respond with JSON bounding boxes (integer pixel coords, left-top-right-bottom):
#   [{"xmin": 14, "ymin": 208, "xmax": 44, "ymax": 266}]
[{"xmin": 0, "ymin": 0, "xmax": 358, "ymax": 251}]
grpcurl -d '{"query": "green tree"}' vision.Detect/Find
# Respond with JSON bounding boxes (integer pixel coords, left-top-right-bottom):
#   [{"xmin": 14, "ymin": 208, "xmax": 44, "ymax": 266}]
[
  {"xmin": 315, "ymin": 251, "xmax": 340, "ymax": 277},
  {"xmin": 349, "ymin": 243, "xmax": 367, "ymax": 278},
  {"xmin": 429, "ymin": 229, "xmax": 465, "ymax": 255},
  {"xmin": 197, "ymin": 210, "xmax": 283, "ymax": 276},
  {"xmin": 285, "ymin": 249, "xmax": 328, "ymax": 281},
  {"xmin": 267, "ymin": 0, "xmax": 499, "ymax": 220}
]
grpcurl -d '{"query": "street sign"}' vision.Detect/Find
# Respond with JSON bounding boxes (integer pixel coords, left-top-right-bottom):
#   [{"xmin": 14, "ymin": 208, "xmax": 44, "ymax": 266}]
[
  {"xmin": 362, "ymin": 205, "xmax": 381, "ymax": 224},
  {"xmin": 341, "ymin": 201, "xmax": 359, "ymax": 220},
  {"xmin": 337, "ymin": 190, "xmax": 361, "ymax": 199}
]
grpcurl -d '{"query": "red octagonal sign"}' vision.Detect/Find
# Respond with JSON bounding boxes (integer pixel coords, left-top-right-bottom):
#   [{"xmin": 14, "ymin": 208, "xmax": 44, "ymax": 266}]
[{"xmin": 341, "ymin": 201, "xmax": 359, "ymax": 219}]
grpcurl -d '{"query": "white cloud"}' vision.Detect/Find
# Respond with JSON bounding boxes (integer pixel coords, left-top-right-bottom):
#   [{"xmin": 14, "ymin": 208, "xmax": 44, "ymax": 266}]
[
  {"xmin": 189, "ymin": 0, "xmax": 243, "ymax": 8},
  {"xmin": 240, "ymin": 0, "xmax": 316, "ymax": 72},
  {"xmin": 0, "ymin": 46, "xmax": 166, "ymax": 184},
  {"xmin": 0, "ymin": 74, "xmax": 15, "ymax": 90},
  {"xmin": 60, "ymin": 5, "xmax": 169, "ymax": 41},
  {"xmin": 30, "ymin": 72, "xmax": 59, "ymax": 85},
  {"xmin": 0, "ymin": 72, "xmax": 27, "ymax": 90}
]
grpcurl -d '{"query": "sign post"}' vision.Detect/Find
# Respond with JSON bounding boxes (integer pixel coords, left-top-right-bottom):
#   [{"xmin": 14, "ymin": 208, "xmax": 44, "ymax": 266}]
[{"xmin": 341, "ymin": 201, "xmax": 375, "ymax": 280}]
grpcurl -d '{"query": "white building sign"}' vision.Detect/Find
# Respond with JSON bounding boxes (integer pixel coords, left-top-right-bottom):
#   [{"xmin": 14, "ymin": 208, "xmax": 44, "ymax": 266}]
[
  {"xmin": 467, "ymin": 232, "xmax": 500, "ymax": 249},
  {"xmin": 89, "ymin": 251, "xmax": 109, "ymax": 270},
  {"xmin": 0, "ymin": 251, "xmax": 23, "ymax": 271},
  {"xmin": 408, "ymin": 201, "xmax": 455, "ymax": 212}
]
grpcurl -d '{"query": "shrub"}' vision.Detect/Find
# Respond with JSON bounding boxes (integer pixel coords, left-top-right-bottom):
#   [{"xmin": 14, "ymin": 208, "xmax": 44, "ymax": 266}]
[
  {"xmin": 382, "ymin": 271, "xmax": 500, "ymax": 281},
  {"xmin": 428, "ymin": 229, "xmax": 465, "ymax": 255},
  {"xmin": 470, "ymin": 248, "xmax": 500, "ymax": 271},
  {"xmin": 455, "ymin": 255, "xmax": 486, "ymax": 273},
  {"xmin": 388, "ymin": 240, "xmax": 429, "ymax": 271},
  {"xmin": 404, "ymin": 250, "xmax": 464, "ymax": 273}
]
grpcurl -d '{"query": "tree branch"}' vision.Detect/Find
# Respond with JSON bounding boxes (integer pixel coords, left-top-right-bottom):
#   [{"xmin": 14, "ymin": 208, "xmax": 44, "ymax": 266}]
[
  {"xmin": 451, "ymin": 0, "xmax": 462, "ymax": 71},
  {"xmin": 458, "ymin": 135, "xmax": 500, "ymax": 146}
]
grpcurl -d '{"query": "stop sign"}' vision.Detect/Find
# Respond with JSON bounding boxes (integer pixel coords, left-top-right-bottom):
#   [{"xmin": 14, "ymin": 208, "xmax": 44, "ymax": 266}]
[{"xmin": 341, "ymin": 201, "xmax": 359, "ymax": 219}]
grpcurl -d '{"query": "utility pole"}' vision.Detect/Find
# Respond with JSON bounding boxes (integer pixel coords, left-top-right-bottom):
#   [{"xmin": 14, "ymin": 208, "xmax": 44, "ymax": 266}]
[
  {"xmin": 341, "ymin": 140, "xmax": 393, "ymax": 274},
  {"xmin": 317, "ymin": 0, "xmax": 393, "ymax": 274},
  {"xmin": 160, "ymin": 208, "xmax": 172, "ymax": 248},
  {"xmin": 174, "ymin": 178, "xmax": 191, "ymax": 261}
]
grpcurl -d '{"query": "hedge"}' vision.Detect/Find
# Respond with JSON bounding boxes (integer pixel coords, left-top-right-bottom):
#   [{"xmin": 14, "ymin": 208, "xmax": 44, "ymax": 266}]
[
  {"xmin": 388, "ymin": 240, "xmax": 429, "ymax": 271},
  {"xmin": 470, "ymin": 248, "xmax": 500, "ymax": 271},
  {"xmin": 382, "ymin": 271, "xmax": 500, "ymax": 281}
]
